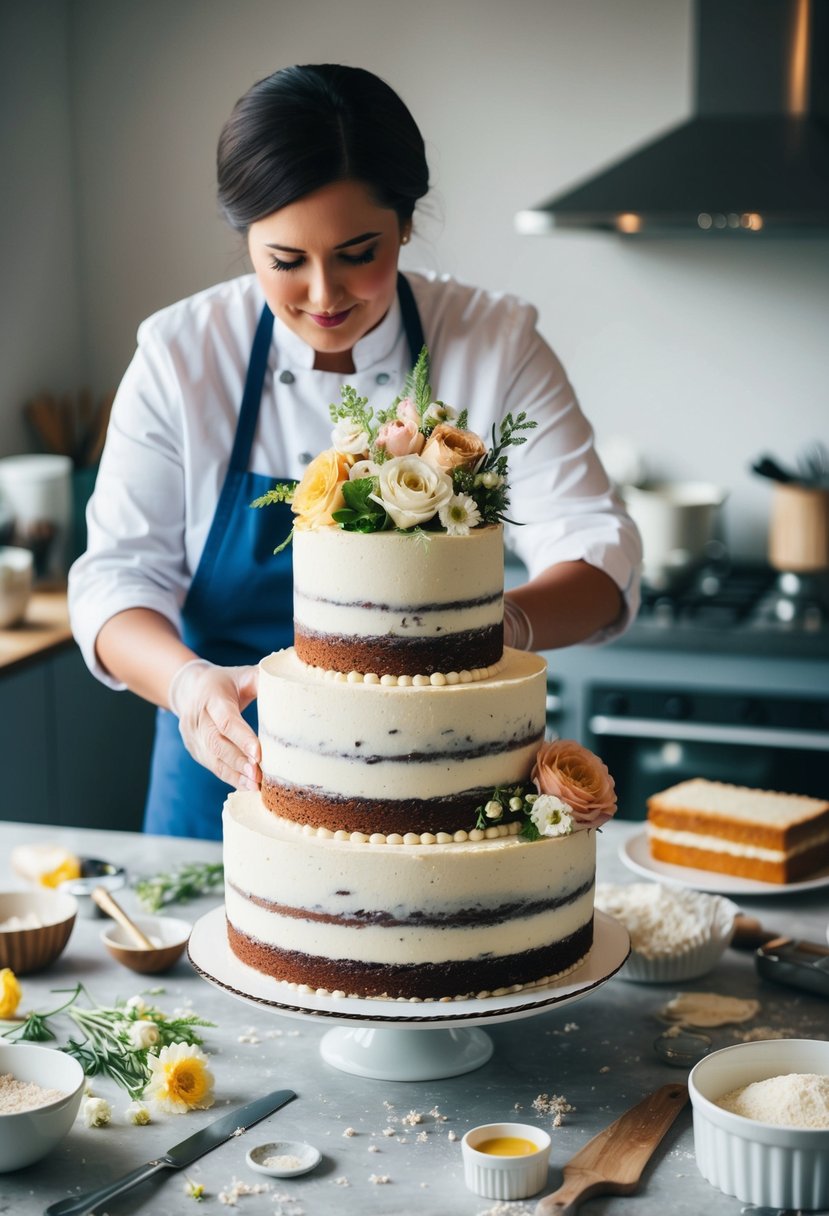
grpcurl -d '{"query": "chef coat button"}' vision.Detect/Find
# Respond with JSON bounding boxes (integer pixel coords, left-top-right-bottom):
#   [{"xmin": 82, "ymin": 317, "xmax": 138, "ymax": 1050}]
[
  {"xmin": 375, "ymin": 372, "xmax": 391, "ymax": 385},
  {"xmin": 298, "ymin": 452, "xmax": 313, "ymax": 465},
  {"xmin": 279, "ymin": 370, "xmax": 295, "ymax": 385}
]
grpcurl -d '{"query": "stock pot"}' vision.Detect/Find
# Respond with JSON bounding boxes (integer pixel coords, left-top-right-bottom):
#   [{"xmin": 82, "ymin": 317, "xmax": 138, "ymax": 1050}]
[{"xmin": 623, "ymin": 481, "xmax": 727, "ymax": 589}]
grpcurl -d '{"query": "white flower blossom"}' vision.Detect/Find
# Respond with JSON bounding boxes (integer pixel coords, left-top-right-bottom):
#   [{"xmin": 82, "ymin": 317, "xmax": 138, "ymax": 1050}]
[
  {"xmin": 438, "ymin": 493, "xmax": 482, "ymax": 536},
  {"xmin": 423, "ymin": 402, "xmax": 457, "ymax": 428},
  {"xmin": 82, "ymin": 1096, "xmax": 112, "ymax": 1127},
  {"xmin": 128, "ymin": 1019, "xmax": 160, "ymax": 1050},
  {"xmin": 125, "ymin": 995, "xmax": 147, "ymax": 1013},
  {"xmin": 331, "ymin": 418, "xmax": 370, "ymax": 456},
  {"xmin": 476, "ymin": 470, "xmax": 504, "ymax": 490},
  {"xmin": 370, "ymin": 456, "xmax": 453, "ymax": 530},
  {"xmin": 125, "ymin": 1101, "xmax": 152, "ymax": 1125},
  {"xmin": 529, "ymin": 795, "xmax": 575, "ymax": 837},
  {"xmin": 349, "ymin": 458, "xmax": 381, "ymax": 481},
  {"xmin": 484, "ymin": 800, "xmax": 503, "ymax": 820}
]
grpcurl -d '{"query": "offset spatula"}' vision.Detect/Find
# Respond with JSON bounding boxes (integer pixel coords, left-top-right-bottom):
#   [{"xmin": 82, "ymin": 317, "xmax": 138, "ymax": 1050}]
[{"xmin": 534, "ymin": 1082, "xmax": 689, "ymax": 1215}]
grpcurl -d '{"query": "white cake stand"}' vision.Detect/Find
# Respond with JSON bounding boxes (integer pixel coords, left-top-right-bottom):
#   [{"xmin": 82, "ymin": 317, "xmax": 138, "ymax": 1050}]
[{"xmin": 188, "ymin": 906, "xmax": 629, "ymax": 1082}]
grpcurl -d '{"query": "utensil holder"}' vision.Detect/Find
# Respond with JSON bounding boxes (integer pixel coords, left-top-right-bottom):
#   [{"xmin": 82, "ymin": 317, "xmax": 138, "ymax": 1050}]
[{"xmin": 768, "ymin": 484, "xmax": 829, "ymax": 572}]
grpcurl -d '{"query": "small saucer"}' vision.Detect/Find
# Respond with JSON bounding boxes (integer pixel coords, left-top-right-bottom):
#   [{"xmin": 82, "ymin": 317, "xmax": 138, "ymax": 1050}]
[{"xmin": 246, "ymin": 1140, "xmax": 321, "ymax": 1178}]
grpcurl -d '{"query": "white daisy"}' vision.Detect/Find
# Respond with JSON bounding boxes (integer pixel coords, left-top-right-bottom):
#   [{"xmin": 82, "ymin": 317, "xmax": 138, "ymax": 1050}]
[{"xmin": 438, "ymin": 493, "xmax": 482, "ymax": 536}]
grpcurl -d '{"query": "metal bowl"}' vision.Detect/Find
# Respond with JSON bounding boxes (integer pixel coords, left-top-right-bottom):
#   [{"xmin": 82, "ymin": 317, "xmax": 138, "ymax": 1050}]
[{"xmin": 58, "ymin": 858, "xmax": 127, "ymax": 918}]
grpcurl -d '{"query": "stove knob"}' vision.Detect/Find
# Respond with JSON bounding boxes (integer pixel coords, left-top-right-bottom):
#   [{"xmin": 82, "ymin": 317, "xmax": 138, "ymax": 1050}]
[
  {"xmin": 739, "ymin": 699, "xmax": 768, "ymax": 726},
  {"xmin": 663, "ymin": 695, "xmax": 691, "ymax": 720},
  {"xmin": 602, "ymin": 692, "xmax": 629, "ymax": 716}
]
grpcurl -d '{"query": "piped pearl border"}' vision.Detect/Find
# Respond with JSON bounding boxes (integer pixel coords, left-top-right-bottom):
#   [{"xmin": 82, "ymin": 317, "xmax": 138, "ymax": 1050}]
[
  {"xmin": 296, "ymin": 820, "xmax": 523, "ymax": 846},
  {"xmin": 311, "ymin": 662, "xmax": 503, "ymax": 687},
  {"xmin": 284, "ymin": 949, "xmax": 592, "ymax": 1002}
]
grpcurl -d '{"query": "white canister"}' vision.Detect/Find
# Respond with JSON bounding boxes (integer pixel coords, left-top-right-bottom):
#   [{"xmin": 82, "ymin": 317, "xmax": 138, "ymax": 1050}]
[
  {"xmin": 0, "ymin": 454, "xmax": 73, "ymax": 580},
  {"xmin": 623, "ymin": 481, "xmax": 727, "ymax": 589}
]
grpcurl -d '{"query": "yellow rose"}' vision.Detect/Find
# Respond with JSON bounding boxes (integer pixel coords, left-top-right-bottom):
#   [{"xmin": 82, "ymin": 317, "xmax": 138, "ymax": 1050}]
[
  {"xmin": 420, "ymin": 424, "xmax": 486, "ymax": 474},
  {"xmin": 291, "ymin": 449, "xmax": 350, "ymax": 530},
  {"xmin": 0, "ymin": 968, "xmax": 22, "ymax": 1019}
]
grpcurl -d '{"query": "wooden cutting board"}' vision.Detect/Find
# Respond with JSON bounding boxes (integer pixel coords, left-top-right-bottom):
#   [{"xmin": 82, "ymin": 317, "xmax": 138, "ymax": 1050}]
[{"xmin": 535, "ymin": 1082, "xmax": 689, "ymax": 1215}]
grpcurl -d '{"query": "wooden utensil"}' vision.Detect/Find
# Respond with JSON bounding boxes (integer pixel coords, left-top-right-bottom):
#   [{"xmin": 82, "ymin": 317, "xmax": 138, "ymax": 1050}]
[
  {"xmin": 534, "ymin": 1083, "xmax": 689, "ymax": 1215},
  {"xmin": 91, "ymin": 886, "xmax": 156, "ymax": 949}
]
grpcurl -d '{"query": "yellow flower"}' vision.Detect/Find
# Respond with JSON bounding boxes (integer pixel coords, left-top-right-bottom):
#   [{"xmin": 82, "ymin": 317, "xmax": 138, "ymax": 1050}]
[
  {"xmin": 0, "ymin": 968, "xmax": 22, "ymax": 1019},
  {"xmin": 145, "ymin": 1042, "xmax": 214, "ymax": 1114},
  {"xmin": 291, "ymin": 448, "xmax": 350, "ymax": 530}
]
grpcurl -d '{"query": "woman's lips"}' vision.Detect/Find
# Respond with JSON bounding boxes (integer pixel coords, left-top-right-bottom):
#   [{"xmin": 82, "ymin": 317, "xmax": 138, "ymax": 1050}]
[{"xmin": 308, "ymin": 308, "xmax": 353, "ymax": 329}]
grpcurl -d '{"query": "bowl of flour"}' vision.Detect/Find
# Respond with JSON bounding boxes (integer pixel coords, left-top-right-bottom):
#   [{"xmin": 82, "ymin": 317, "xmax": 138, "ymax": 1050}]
[
  {"xmin": 594, "ymin": 881, "xmax": 738, "ymax": 982},
  {"xmin": 689, "ymin": 1037, "xmax": 829, "ymax": 1209}
]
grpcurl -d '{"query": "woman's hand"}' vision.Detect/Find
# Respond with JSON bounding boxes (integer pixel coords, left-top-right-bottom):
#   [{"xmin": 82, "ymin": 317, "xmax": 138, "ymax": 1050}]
[{"xmin": 169, "ymin": 659, "xmax": 261, "ymax": 790}]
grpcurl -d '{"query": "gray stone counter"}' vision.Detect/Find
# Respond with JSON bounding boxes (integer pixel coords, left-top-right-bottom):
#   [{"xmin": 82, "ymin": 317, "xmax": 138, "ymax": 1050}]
[{"xmin": 1, "ymin": 819, "xmax": 827, "ymax": 1216}]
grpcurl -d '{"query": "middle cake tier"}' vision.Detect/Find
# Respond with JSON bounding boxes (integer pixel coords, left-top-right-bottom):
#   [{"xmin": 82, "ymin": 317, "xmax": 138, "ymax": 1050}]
[{"xmin": 259, "ymin": 646, "xmax": 548, "ymax": 837}]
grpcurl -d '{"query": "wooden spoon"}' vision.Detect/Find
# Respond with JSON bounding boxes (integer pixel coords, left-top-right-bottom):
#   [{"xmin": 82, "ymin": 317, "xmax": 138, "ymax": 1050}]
[
  {"xmin": 534, "ymin": 1083, "xmax": 689, "ymax": 1215},
  {"xmin": 92, "ymin": 886, "xmax": 156, "ymax": 950}
]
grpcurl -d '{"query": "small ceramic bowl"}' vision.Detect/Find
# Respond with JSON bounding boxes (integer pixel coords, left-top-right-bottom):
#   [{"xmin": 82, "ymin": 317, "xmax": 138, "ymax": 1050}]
[
  {"xmin": 58, "ymin": 858, "xmax": 127, "ymax": 919},
  {"xmin": 0, "ymin": 1043, "xmax": 85, "ymax": 1172},
  {"xmin": 461, "ymin": 1121, "xmax": 551, "ymax": 1200},
  {"xmin": 0, "ymin": 890, "xmax": 78, "ymax": 974},
  {"xmin": 689, "ymin": 1038, "xmax": 829, "ymax": 1210},
  {"xmin": 0, "ymin": 546, "xmax": 33, "ymax": 628},
  {"xmin": 100, "ymin": 915, "xmax": 191, "ymax": 974},
  {"xmin": 595, "ymin": 883, "xmax": 739, "ymax": 983},
  {"xmin": 246, "ymin": 1140, "xmax": 321, "ymax": 1178}
]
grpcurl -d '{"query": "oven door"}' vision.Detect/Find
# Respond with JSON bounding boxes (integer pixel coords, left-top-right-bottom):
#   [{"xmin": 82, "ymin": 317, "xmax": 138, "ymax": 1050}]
[{"xmin": 584, "ymin": 685, "xmax": 829, "ymax": 819}]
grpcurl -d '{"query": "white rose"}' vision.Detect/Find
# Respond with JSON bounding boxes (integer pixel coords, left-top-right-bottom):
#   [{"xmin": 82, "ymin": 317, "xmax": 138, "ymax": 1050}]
[
  {"xmin": 529, "ymin": 794, "xmax": 575, "ymax": 837},
  {"xmin": 370, "ymin": 456, "xmax": 453, "ymax": 530},
  {"xmin": 349, "ymin": 458, "xmax": 381, "ymax": 481},
  {"xmin": 128, "ymin": 1019, "xmax": 160, "ymax": 1050},
  {"xmin": 82, "ymin": 1096, "xmax": 112, "ymax": 1127},
  {"xmin": 331, "ymin": 419, "xmax": 370, "ymax": 457}
]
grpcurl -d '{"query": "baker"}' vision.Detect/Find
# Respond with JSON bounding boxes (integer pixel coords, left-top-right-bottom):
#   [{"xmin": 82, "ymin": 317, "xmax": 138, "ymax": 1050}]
[{"xmin": 68, "ymin": 64, "xmax": 641, "ymax": 840}]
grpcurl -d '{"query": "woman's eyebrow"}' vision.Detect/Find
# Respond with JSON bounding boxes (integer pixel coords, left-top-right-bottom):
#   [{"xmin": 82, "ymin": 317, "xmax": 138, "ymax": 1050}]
[{"xmin": 264, "ymin": 231, "xmax": 381, "ymax": 253}]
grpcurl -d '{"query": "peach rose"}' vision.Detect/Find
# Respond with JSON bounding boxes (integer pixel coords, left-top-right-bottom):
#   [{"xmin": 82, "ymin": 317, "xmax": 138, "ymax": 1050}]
[
  {"xmin": 420, "ymin": 424, "xmax": 486, "ymax": 474},
  {"xmin": 291, "ymin": 449, "xmax": 350, "ymax": 530},
  {"xmin": 531, "ymin": 739, "xmax": 617, "ymax": 828},
  {"xmin": 376, "ymin": 417, "xmax": 425, "ymax": 457}
]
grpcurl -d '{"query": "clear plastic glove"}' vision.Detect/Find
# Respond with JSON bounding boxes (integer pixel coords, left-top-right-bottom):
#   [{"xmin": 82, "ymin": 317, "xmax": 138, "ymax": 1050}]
[{"xmin": 168, "ymin": 659, "xmax": 260, "ymax": 790}]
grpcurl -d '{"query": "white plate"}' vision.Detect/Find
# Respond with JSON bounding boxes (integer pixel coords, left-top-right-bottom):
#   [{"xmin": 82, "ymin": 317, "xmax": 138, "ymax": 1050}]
[
  {"xmin": 188, "ymin": 905, "xmax": 630, "ymax": 1028},
  {"xmin": 620, "ymin": 830, "xmax": 829, "ymax": 897}
]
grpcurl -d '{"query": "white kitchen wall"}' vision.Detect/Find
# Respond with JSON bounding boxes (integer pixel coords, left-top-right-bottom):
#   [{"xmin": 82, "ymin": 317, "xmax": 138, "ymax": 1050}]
[{"xmin": 2, "ymin": 0, "xmax": 827, "ymax": 558}]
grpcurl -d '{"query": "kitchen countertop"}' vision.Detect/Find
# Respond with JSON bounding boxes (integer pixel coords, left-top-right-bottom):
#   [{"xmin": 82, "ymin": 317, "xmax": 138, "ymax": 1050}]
[
  {"xmin": 1, "ymin": 819, "xmax": 827, "ymax": 1216},
  {"xmin": 0, "ymin": 589, "xmax": 72, "ymax": 672}
]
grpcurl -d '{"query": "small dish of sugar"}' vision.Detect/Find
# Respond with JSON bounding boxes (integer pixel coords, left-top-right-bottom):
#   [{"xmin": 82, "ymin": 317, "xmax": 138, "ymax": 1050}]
[{"xmin": 246, "ymin": 1140, "xmax": 321, "ymax": 1177}]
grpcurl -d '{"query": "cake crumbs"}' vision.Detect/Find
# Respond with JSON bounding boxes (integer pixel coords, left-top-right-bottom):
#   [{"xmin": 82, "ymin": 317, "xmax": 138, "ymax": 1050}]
[
  {"xmin": 368, "ymin": 1144, "xmax": 380, "ymax": 1153},
  {"xmin": 342, "ymin": 1126, "xmax": 357, "ymax": 1137},
  {"xmin": 732, "ymin": 1024, "xmax": 798, "ymax": 1042},
  {"xmin": 369, "ymin": 1174, "xmax": 391, "ymax": 1184},
  {"xmin": 659, "ymin": 992, "xmax": 760, "ymax": 1028},
  {"xmin": 381, "ymin": 1126, "xmax": 395, "ymax": 1137},
  {"xmin": 475, "ymin": 1203, "xmax": 536, "ymax": 1216},
  {"xmin": 218, "ymin": 1178, "xmax": 270, "ymax": 1205},
  {"xmin": 448, "ymin": 1129, "xmax": 459, "ymax": 1141},
  {"xmin": 531, "ymin": 1093, "xmax": 574, "ymax": 1126},
  {"xmin": 416, "ymin": 1130, "xmax": 428, "ymax": 1142},
  {"xmin": 401, "ymin": 1109, "xmax": 423, "ymax": 1126},
  {"xmin": 333, "ymin": 1177, "xmax": 350, "ymax": 1187}
]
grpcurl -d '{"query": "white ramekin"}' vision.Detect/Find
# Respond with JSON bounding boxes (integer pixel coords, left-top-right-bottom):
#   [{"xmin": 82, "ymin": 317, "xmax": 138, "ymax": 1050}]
[
  {"xmin": 689, "ymin": 1038, "xmax": 829, "ymax": 1210},
  {"xmin": 461, "ymin": 1121, "xmax": 551, "ymax": 1200}
]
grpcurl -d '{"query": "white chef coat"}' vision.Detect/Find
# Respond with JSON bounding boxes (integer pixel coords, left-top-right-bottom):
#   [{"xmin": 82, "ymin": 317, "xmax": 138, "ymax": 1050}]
[{"xmin": 68, "ymin": 270, "xmax": 641, "ymax": 688}]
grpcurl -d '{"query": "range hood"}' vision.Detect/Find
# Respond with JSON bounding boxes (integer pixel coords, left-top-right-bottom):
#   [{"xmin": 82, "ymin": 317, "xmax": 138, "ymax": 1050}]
[{"xmin": 516, "ymin": 0, "xmax": 829, "ymax": 236}]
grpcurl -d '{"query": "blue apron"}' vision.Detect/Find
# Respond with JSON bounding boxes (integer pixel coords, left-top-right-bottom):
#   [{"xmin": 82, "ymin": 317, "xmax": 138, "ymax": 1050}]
[{"xmin": 143, "ymin": 274, "xmax": 426, "ymax": 838}]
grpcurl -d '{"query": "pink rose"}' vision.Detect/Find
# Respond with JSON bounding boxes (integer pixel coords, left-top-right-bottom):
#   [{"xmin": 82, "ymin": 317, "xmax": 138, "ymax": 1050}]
[
  {"xmin": 376, "ymin": 418, "xmax": 425, "ymax": 458},
  {"xmin": 531, "ymin": 739, "xmax": 617, "ymax": 829},
  {"xmin": 396, "ymin": 397, "xmax": 420, "ymax": 427}
]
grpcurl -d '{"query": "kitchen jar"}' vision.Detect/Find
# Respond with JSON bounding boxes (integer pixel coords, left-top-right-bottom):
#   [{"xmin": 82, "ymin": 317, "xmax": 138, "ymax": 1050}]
[
  {"xmin": 768, "ymin": 483, "xmax": 829, "ymax": 572},
  {"xmin": 0, "ymin": 454, "xmax": 73, "ymax": 581},
  {"xmin": 622, "ymin": 481, "xmax": 726, "ymax": 590}
]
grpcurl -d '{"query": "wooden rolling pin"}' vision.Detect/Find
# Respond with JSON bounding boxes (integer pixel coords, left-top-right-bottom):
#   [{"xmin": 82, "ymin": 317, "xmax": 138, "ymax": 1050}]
[{"xmin": 92, "ymin": 886, "xmax": 155, "ymax": 949}]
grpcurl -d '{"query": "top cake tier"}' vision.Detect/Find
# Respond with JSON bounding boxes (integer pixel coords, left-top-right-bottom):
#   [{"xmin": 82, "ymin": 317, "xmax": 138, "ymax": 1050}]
[{"xmin": 292, "ymin": 525, "xmax": 504, "ymax": 676}]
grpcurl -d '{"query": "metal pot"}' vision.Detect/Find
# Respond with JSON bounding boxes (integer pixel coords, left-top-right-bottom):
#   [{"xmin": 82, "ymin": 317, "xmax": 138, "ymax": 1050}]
[{"xmin": 623, "ymin": 481, "xmax": 727, "ymax": 589}]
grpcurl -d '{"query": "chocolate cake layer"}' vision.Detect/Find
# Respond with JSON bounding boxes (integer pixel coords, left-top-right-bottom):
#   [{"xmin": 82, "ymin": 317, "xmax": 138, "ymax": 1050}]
[
  {"xmin": 227, "ymin": 917, "xmax": 593, "ymax": 1000},
  {"xmin": 261, "ymin": 779, "xmax": 527, "ymax": 836},
  {"xmin": 294, "ymin": 623, "xmax": 503, "ymax": 677}
]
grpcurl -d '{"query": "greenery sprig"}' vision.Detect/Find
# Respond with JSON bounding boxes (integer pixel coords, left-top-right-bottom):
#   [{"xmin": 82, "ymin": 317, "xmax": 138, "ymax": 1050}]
[
  {"xmin": 135, "ymin": 861, "xmax": 225, "ymax": 913},
  {"xmin": 473, "ymin": 783, "xmax": 540, "ymax": 840}
]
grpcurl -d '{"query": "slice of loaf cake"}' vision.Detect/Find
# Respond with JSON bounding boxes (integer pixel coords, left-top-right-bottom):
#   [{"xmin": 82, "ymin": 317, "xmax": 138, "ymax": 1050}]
[{"xmin": 646, "ymin": 778, "xmax": 829, "ymax": 884}]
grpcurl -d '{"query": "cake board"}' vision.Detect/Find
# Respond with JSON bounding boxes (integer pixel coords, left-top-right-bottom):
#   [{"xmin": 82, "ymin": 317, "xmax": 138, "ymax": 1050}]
[{"xmin": 188, "ymin": 906, "xmax": 630, "ymax": 1081}]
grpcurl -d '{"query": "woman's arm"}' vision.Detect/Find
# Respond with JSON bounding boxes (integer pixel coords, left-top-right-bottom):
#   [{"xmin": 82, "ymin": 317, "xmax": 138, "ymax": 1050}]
[
  {"xmin": 505, "ymin": 560, "xmax": 624, "ymax": 652},
  {"xmin": 96, "ymin": 609, "xmax": 260, "ymax": 790}
]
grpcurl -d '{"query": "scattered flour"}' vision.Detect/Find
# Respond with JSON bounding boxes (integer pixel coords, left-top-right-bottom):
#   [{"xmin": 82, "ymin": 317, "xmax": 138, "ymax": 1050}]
[
  {"xmin": 716, "ymin": 1073, "xmax": 829, "ymax": 1128},
  {"xmin": 0, "ymin": 1073, "xmax": 67, "ymax": 1113},
  {"xmin": 531, "ymin": 1092, "xmax": 574, "ymax": 1126},
  {"xmin": 595, "ymin": 883, "xmax": 725, "ymax": 958},
  {"xmin": 659, "ymin": 992, "xmax": 760, "ymax": 1028}
]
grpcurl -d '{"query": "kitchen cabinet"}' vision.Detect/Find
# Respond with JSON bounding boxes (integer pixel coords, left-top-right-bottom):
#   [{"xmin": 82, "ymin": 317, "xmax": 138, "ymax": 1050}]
[{"xmin": 0, "ymin": 610, "xmax": 155, "ymax": 830}]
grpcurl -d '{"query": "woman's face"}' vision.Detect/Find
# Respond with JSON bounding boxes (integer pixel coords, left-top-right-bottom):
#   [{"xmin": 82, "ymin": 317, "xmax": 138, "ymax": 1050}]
[{"xmin": 247, "ymin": 180, "xmax": 408, "ymax": 372}]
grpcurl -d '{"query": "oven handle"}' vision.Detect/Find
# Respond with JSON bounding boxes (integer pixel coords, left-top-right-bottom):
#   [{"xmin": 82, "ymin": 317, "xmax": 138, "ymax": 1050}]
[{"xmin": 588, "ymin": 714, "xmax": 829, "ymax": 752}]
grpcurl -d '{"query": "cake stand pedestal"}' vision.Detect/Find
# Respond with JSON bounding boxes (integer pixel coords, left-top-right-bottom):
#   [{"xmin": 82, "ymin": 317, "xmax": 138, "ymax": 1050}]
[{"xmin": 188, "ymin": 907, "xmax": 629, "ymax": 1082}]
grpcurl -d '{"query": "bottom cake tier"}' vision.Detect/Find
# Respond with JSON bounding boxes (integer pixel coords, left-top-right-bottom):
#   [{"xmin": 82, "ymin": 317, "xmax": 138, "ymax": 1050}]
[{"xmin": 223, "ymin": 791, "xmax": 596, "ymax": 1001}]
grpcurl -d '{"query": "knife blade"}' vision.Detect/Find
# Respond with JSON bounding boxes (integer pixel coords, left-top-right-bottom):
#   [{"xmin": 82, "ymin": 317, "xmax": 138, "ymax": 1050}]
[
  {"xmin": 534, "ymin": 1083, "xmax": 688, "ymax": 1216},
  {"xmin": 44, "ymin": 1088, "xmax": 296, "ymax": 1216}
]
